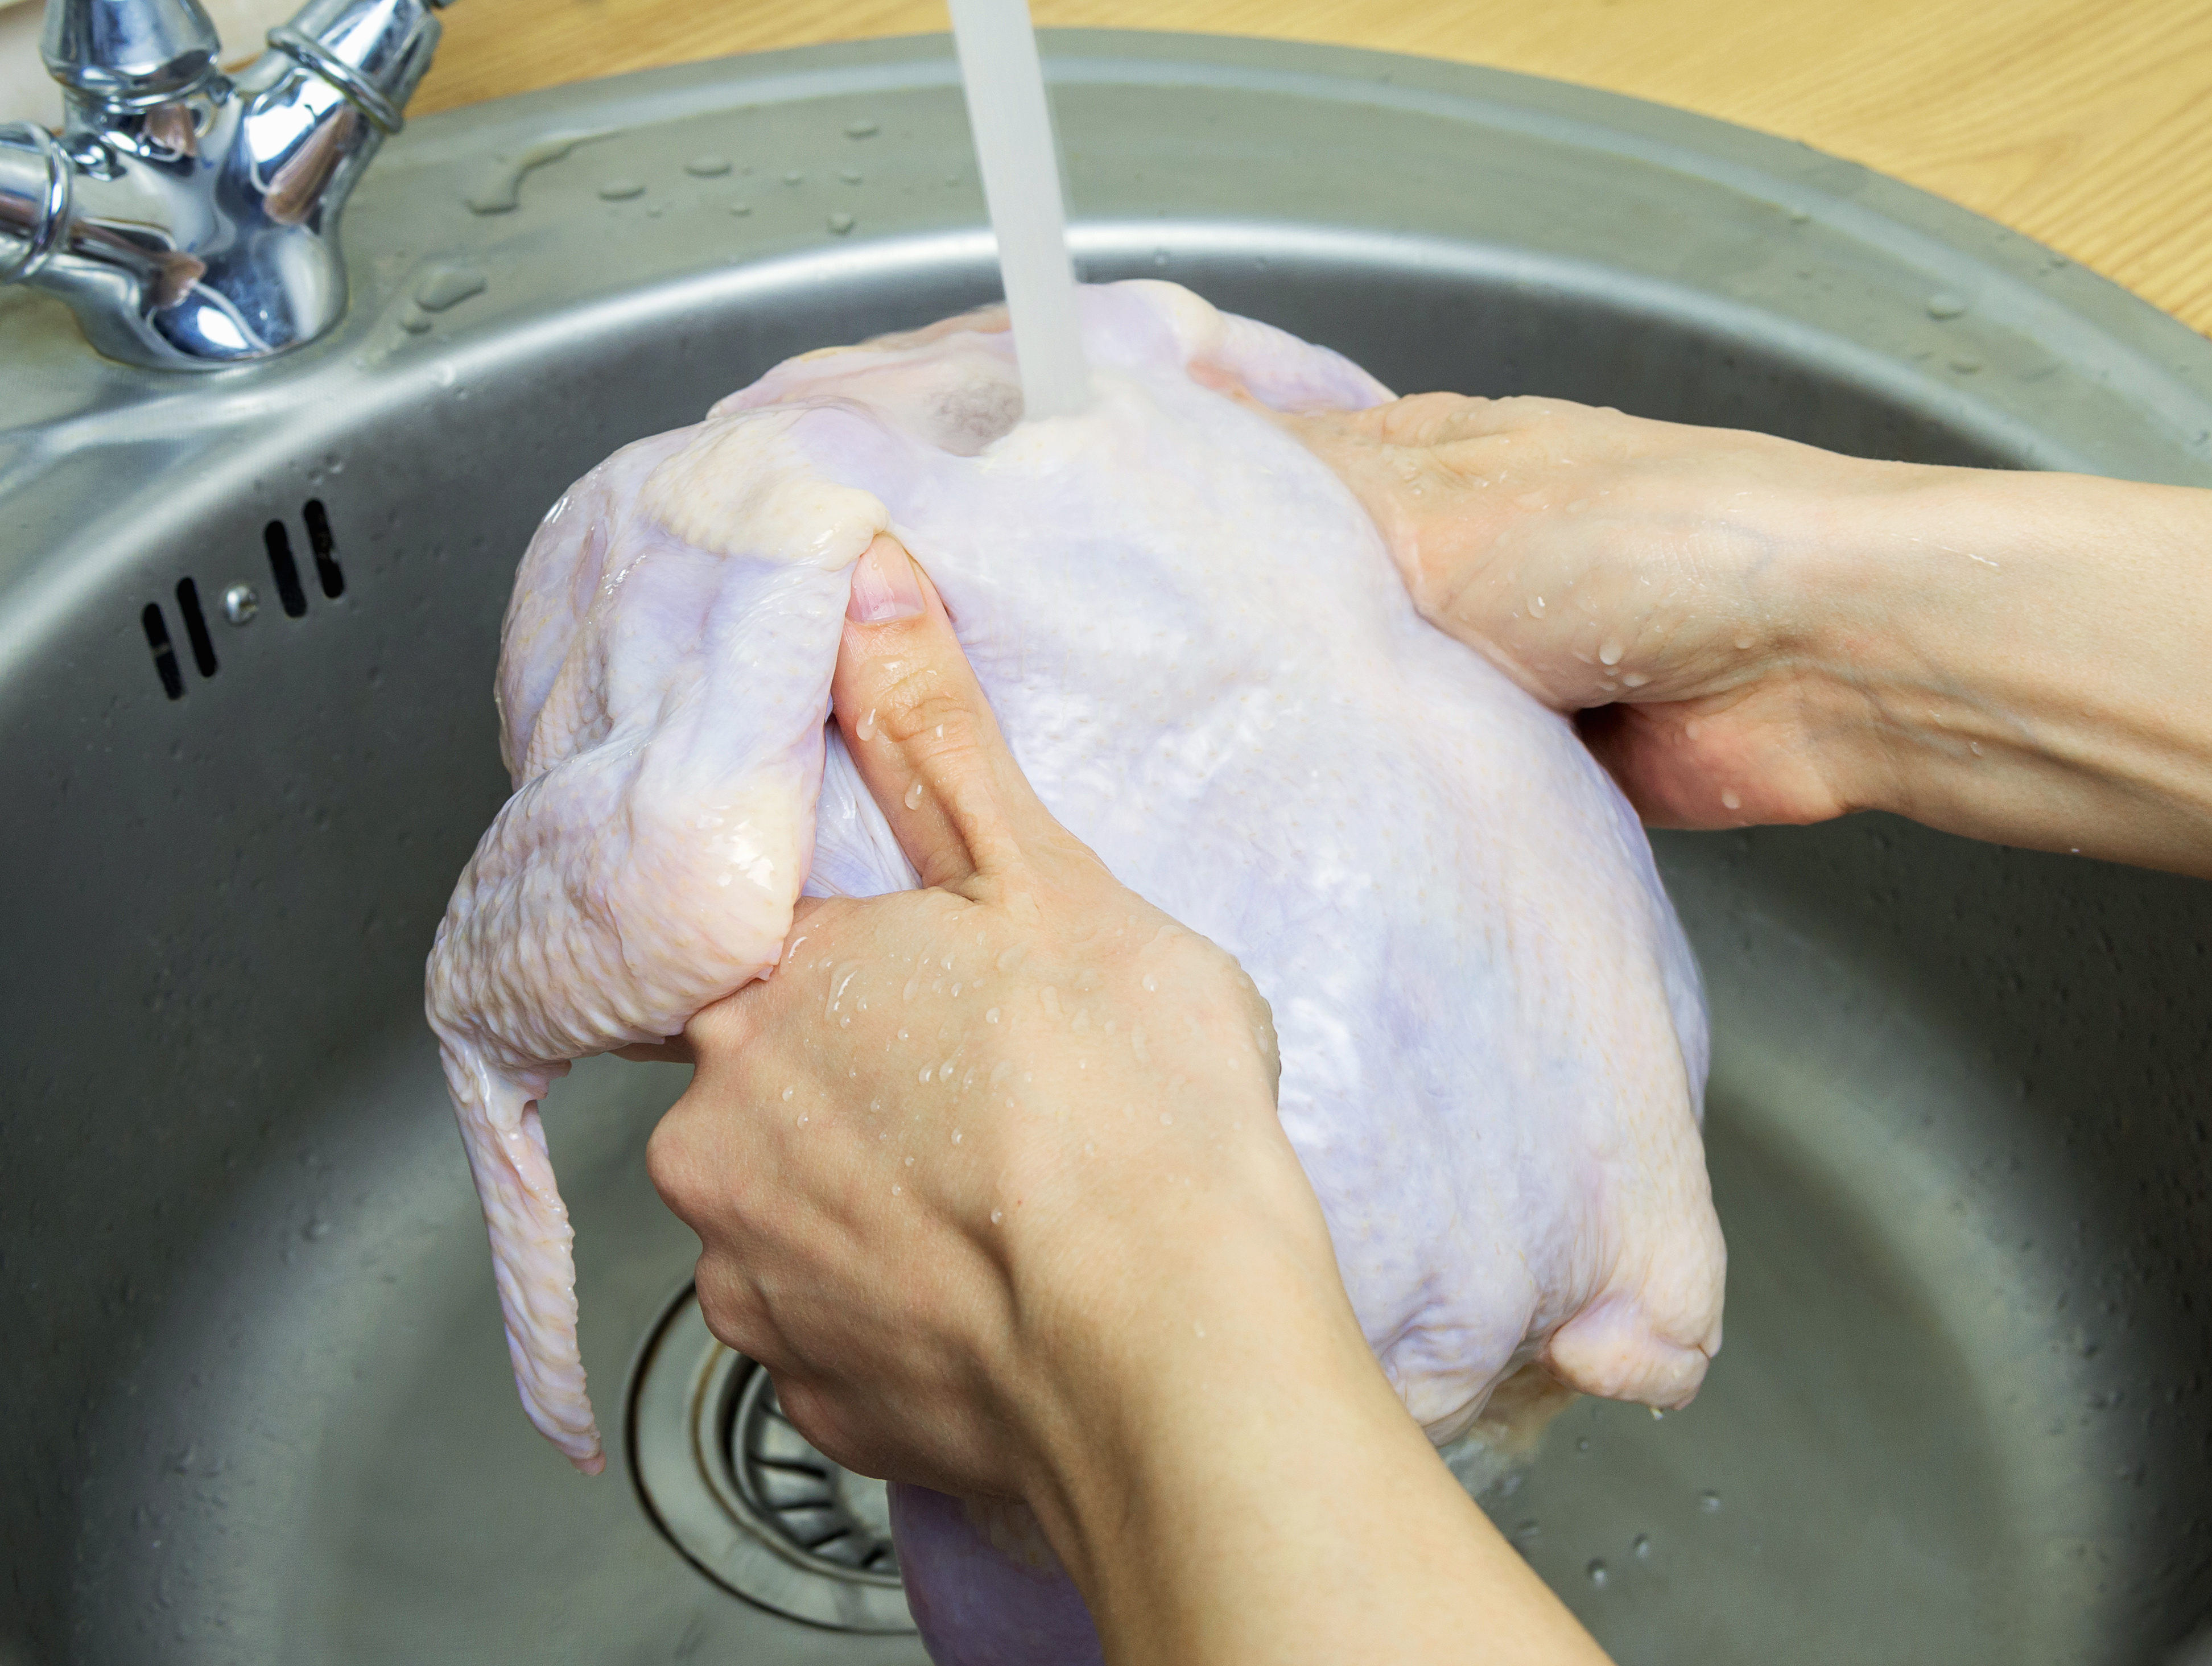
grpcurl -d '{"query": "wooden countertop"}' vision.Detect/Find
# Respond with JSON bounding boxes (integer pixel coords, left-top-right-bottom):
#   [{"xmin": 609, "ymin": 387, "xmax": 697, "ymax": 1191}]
[{"xmin": 415, "ymin": 0, "xmax": 2212, "ymax": 339}]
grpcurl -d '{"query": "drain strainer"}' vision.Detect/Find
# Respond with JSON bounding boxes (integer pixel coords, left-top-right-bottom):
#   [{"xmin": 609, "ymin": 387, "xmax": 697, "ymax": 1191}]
[{"xmin": 628, "ymin": 1285, "xmax": 914, "ymax": 1632}]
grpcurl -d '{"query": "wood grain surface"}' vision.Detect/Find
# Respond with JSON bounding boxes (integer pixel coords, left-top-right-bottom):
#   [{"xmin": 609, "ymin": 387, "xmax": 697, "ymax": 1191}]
[{"xmin": 414, "ymin": 0, "xmax": 2212, "ymax": 337}]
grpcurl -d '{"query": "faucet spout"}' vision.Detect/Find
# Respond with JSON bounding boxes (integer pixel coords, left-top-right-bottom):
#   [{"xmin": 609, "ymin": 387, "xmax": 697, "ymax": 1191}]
[{"xmin": 1, "ymin": 0, "xmax": 456, "ymax": 370}]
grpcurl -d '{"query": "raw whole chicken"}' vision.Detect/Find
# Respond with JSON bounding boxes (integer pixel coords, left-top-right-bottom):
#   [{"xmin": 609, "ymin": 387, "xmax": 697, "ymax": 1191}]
[{"xmin": 424, "ymin": 280, "xmax": 1725, "ymax": 1661}]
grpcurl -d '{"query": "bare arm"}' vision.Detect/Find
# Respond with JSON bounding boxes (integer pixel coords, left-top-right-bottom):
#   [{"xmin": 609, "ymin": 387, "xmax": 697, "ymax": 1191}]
[
  {"xmin": 644, "ymin": 534, "xmax": 1608, "ymax": 1665},
  {"xmin": 1273, "ymin": 393, "xmax": 2212, "ymax": 876}
]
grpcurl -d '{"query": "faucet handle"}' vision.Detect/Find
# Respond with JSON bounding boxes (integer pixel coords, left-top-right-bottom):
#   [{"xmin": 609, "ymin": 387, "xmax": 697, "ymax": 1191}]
[
  {"xmin": 40, "ymin": 0, "xmax": 223, "ymax": 109},
  {"xmin": 266, "ymin": 0, "xmax": 446, "ymax": 135}
]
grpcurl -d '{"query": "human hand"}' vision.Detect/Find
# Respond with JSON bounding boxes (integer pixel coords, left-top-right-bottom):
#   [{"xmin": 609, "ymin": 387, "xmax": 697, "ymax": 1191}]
[
  {"xmin": 1270, "ymin": 392, "xmax": 2212, "ymax": 874},
  {"xmin": 1269, "ymin": 391, "xmax": 1937, "ymax": 830},
  {"xmin": 643, "ymin": 533, "xmax": 1336, "ymax": 1512},
  {"xmin": 646, "ymin": 531, "xmax": 1619, "ymax": 1664}
]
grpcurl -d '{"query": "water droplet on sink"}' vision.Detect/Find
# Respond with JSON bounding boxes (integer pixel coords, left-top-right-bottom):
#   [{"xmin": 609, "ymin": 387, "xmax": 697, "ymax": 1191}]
[
  {"xmin": 784, "ymin": 170, "xmax": 805, "ymax": 185},
  {"xmin": 828, "ymin": 211, "xmax": 855, "ymax": 235},
  {"xmin": 597, "ymin": 179, "xmax": 645, "ymax": 201},
  {"xmin": 1633, "ymin": 1532, "xmax": 1652, "ymax": 1560},
  {"xmin": 684, "ymin": 154, "xmax": 732, "ymax": 177},
  {"xmin": 840, "ymin": 168, "xmax": 864, "ymax": 184},
  {"xmin": 1587, "ymin": 1560, "xmax": 1608, "ymax": 1588},
  {"xmin": 1926, "ymin": 291, "xmax": 1970, "ymax": 319},
  {"xmin": 845, "ymin": 118, "xmax": 881, "ymax": 138},
  {"xmin": 414, "ymin": 263, "xmax": 487, "ymax": 314},
  {"xmin": 1700, "ymin": 1490, "xmax": 1722, "ymax": 1512},
  {"xmin": 729, "ymin": 201, "xmax": 753, "ymax": 216}
]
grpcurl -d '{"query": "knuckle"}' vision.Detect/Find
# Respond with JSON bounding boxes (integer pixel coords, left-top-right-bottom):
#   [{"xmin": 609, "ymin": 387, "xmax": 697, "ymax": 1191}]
[{"xmin": 875, "ymin": 669, "xmax": 983, "ymax": 753}]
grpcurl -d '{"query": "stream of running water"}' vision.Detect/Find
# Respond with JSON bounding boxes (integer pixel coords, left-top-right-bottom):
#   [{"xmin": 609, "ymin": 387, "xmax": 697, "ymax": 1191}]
[{"xmin": 946, "ymin": 0, "xmax": 1092, "ymax": 418}]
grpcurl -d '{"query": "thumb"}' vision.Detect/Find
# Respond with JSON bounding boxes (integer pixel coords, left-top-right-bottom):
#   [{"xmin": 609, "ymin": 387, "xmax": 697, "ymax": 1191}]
[{"xmin": 832, "ymin": 534, "xmax": 1071, "ymax": 894}]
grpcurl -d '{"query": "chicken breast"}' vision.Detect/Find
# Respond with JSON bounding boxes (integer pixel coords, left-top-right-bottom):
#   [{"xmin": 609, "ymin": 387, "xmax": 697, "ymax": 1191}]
[{"xmin": 424, "ymin": 279, "xmax": 1724, "ymax": 1655}]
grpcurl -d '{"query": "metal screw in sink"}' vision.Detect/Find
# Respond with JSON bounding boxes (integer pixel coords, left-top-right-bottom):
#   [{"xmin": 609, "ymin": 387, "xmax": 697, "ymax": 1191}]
[{"xmin": 221, "ymin": 584, "xmax": 258, "ymax": 625}]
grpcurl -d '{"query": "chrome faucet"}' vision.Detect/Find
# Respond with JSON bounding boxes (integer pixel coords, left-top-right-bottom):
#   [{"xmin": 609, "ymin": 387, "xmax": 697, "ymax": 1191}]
[{"xmin": 0, "ymin": 0, "xmax": 450, "ymax": 369}]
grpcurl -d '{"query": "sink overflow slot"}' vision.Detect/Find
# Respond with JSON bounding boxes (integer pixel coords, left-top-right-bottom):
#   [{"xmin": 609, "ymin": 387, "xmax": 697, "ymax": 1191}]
[{"xmin": 142, "ymin": 499, "xmax": 347, "ymax": 699}]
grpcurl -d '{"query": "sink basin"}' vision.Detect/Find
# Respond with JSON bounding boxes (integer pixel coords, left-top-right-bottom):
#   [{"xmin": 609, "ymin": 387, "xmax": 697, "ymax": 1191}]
[{"xmin": 4, "ymin": 31, "xmax": 2210, "ymax": 1665}]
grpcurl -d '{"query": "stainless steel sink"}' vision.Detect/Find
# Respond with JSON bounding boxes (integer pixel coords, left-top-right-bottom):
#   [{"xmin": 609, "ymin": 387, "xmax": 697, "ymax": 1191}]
[{"xmin": 4, "ymin": 31, "xmax": 2210, "ymax": 1665}]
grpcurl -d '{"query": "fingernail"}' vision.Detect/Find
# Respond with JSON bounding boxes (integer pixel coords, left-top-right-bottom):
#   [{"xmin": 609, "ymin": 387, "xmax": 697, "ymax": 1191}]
[{"xmin": 847, "ymin": 538, "xmax": 926, "ymax": 623}]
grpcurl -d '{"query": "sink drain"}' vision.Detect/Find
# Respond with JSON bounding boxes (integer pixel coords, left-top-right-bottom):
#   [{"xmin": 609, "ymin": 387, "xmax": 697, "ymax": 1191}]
[{"xmin": 628, "ymin": 1285, "xmax": 914, "ymax": 1632}]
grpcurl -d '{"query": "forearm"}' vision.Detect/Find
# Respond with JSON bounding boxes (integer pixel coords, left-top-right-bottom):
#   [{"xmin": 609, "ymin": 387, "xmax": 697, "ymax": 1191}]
[
  {"xmin": 1800, "ymin": 468, "xmax": 2212, "ymax": 873},
  {"xmin": 1020, "ymin": 1217, "xmax": 1609, "ymax": 1665}
]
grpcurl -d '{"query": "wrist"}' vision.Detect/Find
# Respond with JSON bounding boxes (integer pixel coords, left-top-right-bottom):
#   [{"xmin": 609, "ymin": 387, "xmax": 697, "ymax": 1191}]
[
  {"xmin": 1788, "ymin": 467, "xmax": 2212, "ymax": 868},
  {"xmin": 1003, "ymin": 1150, "xmax": 1368, "ymax": 1588}
]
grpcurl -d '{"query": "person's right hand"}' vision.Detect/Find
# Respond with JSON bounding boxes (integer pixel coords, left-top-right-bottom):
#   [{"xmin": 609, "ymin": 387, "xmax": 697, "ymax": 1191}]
[
  {"xmin": 644, "ymin": 533, "xmax": 1619, "ymax": 1664},
  {"xmin": 644, "ymin": 533, "xmax": 1320, "ymax": 1515}
]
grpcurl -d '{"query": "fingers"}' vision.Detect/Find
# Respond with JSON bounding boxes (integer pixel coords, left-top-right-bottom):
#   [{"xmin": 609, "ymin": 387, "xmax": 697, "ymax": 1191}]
[
  {"xmin": 833, "ymin": 534, "xmax": 1073, "ymax": 894},
  {"xmin": 1576, "ymin": 699, "xmax": 1853, "ymax": 830}
]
